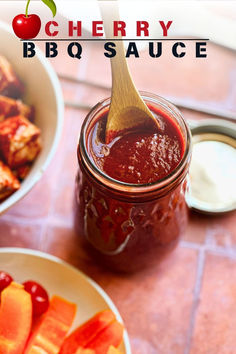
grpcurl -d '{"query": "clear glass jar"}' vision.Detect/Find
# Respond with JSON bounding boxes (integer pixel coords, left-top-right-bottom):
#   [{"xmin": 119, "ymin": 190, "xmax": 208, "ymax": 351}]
[{"xmin": 75, "ymin": 92, "xmax": 192, "ymax": 272}]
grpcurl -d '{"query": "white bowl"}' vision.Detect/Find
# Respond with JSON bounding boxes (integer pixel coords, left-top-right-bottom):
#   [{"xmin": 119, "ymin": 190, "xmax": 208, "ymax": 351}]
[{"xmin": 0, "ymin": 21, "xmax": 64, "ymax": 214}]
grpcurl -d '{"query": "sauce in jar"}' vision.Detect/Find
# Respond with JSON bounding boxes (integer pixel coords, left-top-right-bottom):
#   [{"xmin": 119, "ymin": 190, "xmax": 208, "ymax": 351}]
[
  {"xmin": 89, "ymin": 108, "xmax": 184, "ymax": 184},
  {"xmin": 75, "ymin": 93, "xmax": 191, "ymax": 272}
]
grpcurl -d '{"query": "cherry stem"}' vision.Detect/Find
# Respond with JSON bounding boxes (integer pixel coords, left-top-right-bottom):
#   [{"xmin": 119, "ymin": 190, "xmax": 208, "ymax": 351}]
[{"xmin": 25, "ymin": 0, "xmax": 31, "ymax": 17}]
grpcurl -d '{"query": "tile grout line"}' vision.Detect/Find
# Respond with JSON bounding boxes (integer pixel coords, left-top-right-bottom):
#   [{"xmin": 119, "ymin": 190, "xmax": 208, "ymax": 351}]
[
  {"xmin": 181, "ymin": 240, "xmax": 236, "ymax": 261},
  {"xmin": 180, "ymin": 241, "xmax": 202, "ymax": 250},
  {"xmin": 184, "ymin": 247, "xmax": 206, "ymax": 354},
  {"xmin": 2, "ymin": 212, "xmax": 236, "ymax": 260},
  {"xmin": 0, "ymin": 213, "xmax": 70, "ymax": 229}
]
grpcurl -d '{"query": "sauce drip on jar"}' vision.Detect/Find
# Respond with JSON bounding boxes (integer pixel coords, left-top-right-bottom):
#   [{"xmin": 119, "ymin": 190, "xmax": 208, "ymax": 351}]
[{"xmin": 88, "ymin": 105, "xmax": 185, "ymax": 184}]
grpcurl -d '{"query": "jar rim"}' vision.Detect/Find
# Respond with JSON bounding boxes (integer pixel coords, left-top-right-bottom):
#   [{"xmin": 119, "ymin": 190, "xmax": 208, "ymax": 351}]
[{"xmin": 79, "ymin": 91, "xmax": 192, "ymax": 196}]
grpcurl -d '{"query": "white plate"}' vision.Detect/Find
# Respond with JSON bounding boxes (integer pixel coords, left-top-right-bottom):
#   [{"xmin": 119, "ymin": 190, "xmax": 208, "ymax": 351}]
[{"xmin": 0, "ymin": 248, "xmax": 131, "ymax": 354}]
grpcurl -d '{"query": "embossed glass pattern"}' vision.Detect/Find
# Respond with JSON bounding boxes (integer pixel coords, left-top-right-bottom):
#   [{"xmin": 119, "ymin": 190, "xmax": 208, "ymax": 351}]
[{"xmin": 75, "ymin": 93, "xmax": 192, "ymax": 272}]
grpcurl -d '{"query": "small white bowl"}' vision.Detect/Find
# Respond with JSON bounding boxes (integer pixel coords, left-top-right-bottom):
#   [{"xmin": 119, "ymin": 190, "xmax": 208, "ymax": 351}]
[{"xmin": 0, "ymin": 21, "xmax": 64, "ymax": 214}]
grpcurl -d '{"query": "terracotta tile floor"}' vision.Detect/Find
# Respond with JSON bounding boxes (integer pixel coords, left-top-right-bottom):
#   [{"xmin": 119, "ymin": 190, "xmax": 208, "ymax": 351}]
[
  {"xmin": 0, "ymin": 35, "xmax": 236, "ymax": 354},
  {"xmin": 190, "ymin": 253, "xmax": 236, "ymax": 354}
]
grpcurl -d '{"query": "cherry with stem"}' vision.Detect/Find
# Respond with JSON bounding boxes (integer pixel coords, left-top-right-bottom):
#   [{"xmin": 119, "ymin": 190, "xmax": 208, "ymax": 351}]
[{"xmin": 12, "ymin": 0, "xmax": 57, "ymax": 40}]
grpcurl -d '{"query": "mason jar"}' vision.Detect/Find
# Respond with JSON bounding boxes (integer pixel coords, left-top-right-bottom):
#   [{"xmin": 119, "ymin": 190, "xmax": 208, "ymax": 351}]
[{"xmin": 75, "ymin": 92, "xmax": 192, "ymax": 272}]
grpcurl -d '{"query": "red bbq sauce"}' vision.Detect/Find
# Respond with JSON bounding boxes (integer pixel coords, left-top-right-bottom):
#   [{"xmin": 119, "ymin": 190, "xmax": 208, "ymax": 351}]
[{"xmin": 88, "ymin": 106, "xmax": 184, "ymax": 184}]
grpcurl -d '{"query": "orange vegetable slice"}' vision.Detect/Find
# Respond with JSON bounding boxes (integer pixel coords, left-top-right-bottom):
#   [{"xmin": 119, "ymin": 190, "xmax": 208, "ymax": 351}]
[
  {"xmin": 25, "ymin": 295, "xmax": 76, "ymax": 354},
  {"xmin": 107, "ymin": 346, "xmax": 123, "ymax": 354},
  {"xmin": 0, "ymin": 282, "xmax": 32, "ymax": 354},
  {"xmin": 85, "ymin": 320, "xmax": 124, "ymax": 354},
  {"xmin": 60, "ymin": 309, "xmax": 116, "ymax": 354},
  {"xmin": 75, "ymin": 349, "xmax": 95, "ymax": 354},
  {"xmin": 60, "ymin": 310, "xmax": 116, "ymax": 354}
]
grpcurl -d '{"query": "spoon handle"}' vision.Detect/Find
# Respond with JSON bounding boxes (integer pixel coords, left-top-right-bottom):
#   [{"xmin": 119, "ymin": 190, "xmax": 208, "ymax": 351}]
[
  {"xmin": 99, "ymin": 1, "xmax": 135, "ymax": 96},
  {"xmin": 98, "ymin": 0, "xmax": 159, "ymax": 143}
]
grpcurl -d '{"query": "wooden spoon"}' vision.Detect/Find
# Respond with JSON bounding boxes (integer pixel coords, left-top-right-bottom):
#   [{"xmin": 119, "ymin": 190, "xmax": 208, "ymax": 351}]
[{"xmin": 99, "ymin": 1, "xmax": 160, "ymax": 144}]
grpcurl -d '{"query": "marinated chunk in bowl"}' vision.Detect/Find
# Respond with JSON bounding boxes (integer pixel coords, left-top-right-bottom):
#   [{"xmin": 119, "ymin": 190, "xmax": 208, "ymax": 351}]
[
  {"xmin": 0, "ymin": 55, "xmax": 24, "ymax": 98},
  {"xmin": 0, "ymin": 95, "xmax": 34, "ymax": 122},
  {"xmin": 0, "ymin": 160, "xmax": 20, "ymax": 200},
  {"xmin": 0, "ymin": 56, "xmax": 42, "ymax": 202},
  {"xmin": 0, "ymin": 115, "xmax": 41, "ymax": 169}
]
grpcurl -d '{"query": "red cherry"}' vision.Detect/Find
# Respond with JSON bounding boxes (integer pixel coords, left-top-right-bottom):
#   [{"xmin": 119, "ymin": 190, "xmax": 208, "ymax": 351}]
[
  {"xmin": 23, "ymin": 280, "xmax": 49, "ymax": 317},
  {"xmin": 0, "ymin": 271, "xmax": 13, "ymax": 293},
  {"xmin": 12, "ymin": 14, "xmax": 41, "ymax": 40}
]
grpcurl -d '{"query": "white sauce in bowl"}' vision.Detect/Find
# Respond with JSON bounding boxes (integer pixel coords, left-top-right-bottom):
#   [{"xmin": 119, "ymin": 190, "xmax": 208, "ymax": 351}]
[{"xmin": 189, "ymin": 140, "xmax": 236, "ymax": 211}]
